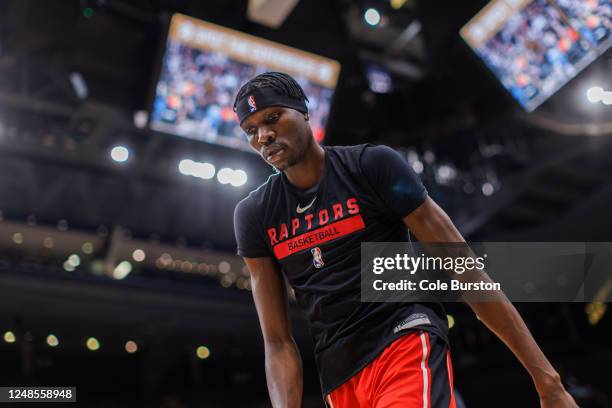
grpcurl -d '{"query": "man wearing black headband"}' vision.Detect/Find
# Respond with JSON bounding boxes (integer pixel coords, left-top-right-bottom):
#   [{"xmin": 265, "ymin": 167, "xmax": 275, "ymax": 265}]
[{"xmin": 233, "ymin": 72, "xmax": 577, "ymax": 408}]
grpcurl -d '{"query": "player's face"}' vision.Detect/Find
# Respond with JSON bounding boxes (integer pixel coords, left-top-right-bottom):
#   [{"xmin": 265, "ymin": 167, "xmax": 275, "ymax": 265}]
[{"xmin": 241, "ymin": 107, "xmax": 312, "ymax": 171}]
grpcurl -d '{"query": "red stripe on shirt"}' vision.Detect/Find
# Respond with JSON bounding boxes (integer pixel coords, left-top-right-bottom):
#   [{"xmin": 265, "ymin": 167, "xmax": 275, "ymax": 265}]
[{"xmin": 273, "ymin": 214, "xmax": 365, "ymax": 260}]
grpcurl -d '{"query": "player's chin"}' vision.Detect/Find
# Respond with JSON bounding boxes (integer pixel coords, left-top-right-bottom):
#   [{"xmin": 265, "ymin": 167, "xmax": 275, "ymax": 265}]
[
  {"xmin": 267, "ymin": 155, "xmax": 293, "ymax": 172},
  {"xmin": 271, "ymin": 161, "xmax": 289, "ymax": 172},
  {"xmin": 272, "ymin": 157, "xmax": 299, "ymax": 172}
]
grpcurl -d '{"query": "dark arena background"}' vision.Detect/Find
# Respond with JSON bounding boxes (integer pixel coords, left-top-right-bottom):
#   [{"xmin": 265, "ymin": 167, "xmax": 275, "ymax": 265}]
[{"xmin": 0, "ymin": 0, "xmax": 610, "ymax": 407}]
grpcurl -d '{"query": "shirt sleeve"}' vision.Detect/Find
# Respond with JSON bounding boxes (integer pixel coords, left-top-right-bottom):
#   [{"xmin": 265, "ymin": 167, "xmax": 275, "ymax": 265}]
[
  {"xmin": 233, "ymin": 196, "xmax": 273, "ymax": 258},
  {"xmin": 360, "ymin": 144, "xmax": 428, "ymax": 218}
]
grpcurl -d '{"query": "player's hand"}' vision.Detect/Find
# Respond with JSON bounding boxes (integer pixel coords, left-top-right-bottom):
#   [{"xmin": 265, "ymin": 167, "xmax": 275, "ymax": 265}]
[{"xmin": 539, "ymin": 387, "xmax": 579, "ymax": 408}]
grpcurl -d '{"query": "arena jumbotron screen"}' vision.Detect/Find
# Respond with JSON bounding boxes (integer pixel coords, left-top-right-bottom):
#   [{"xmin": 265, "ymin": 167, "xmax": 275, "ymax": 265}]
[
  {"xmin": 150, "ymin": 13, "xmax": 341, "ymax": 150},
  {"xmin": 461, "ymin": 0, "xmax": 611, "ymax": 112}
]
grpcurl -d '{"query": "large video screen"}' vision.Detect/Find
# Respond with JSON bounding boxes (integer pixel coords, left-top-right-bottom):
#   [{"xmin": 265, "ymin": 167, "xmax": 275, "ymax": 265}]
[
  {"xmin": 461, "ymin": 0, "xmax": 611, "ymax": 111},
  {"xmin": 150, "ymin": 14, "xmax": 341, "ymax": 150}
]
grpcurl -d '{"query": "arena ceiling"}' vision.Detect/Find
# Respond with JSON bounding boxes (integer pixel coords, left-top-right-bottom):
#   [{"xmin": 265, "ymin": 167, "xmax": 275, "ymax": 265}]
[{"xmin": 0, "ymin": 0, "xmax": 611, "ymax": 248}]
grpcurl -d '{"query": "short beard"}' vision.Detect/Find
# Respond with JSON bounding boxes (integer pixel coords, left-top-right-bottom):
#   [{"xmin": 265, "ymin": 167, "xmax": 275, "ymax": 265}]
[
  {"xmin": 274, "ymin": 135, "xmax": 312, "ymax": 172},
  {"xmin": 271, "ymin": 156, "xmax": 298, "ymax": 172}
]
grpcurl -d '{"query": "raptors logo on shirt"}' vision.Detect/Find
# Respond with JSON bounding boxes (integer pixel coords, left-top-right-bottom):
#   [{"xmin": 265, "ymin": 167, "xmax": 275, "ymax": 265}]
[
  {"xmin": 311, "ymin": 247, "xmax": 324, "ymax": 268},
  {"xmin": 266, "ymin": 197, "xmax": 364, "ymax": 260}
]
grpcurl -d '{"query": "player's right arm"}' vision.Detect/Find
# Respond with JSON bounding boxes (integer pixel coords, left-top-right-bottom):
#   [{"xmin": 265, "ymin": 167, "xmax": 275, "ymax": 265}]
[{"xmin": 243, "ymin": 256, "xmax": 303, "ymax": 408}]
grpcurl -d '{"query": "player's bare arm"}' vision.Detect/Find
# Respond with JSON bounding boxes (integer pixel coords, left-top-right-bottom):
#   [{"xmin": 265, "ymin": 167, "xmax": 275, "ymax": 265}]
[
  {"xmin": 404, "ymin": 197, "xmax": 578, "ymax": 408},
  {"xmin": 243, "ymin": 256, "xmax": 303, "ymax": 408}
]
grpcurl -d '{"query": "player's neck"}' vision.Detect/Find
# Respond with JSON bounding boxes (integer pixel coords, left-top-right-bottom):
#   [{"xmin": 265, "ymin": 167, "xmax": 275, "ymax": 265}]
[{"xmin": 283, "ymin": 143, "xmax": 326, "ymax": 190}]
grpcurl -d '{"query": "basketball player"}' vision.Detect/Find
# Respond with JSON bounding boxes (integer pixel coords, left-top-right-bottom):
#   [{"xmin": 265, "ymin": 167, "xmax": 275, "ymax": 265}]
[{"xmin": 233, "ymin": 72, "xmax": 578, "ymax": 407}]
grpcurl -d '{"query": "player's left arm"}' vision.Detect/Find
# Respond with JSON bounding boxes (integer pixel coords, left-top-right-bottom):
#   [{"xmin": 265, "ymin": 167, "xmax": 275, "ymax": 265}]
[{"xmin": 404, "ymin": 197, "xmax": 578, "ymax": 408}]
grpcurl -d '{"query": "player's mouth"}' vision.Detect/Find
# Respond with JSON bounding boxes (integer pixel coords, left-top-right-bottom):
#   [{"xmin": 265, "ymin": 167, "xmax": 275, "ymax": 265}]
[{"xmin": 265, "ymin": 146, "xmax": 286, "ymax": 163}]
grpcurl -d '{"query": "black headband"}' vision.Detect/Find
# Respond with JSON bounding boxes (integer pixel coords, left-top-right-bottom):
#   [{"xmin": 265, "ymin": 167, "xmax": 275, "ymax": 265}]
[{"xmin": 234, "ymin": 88, "xmax": 308, "ymax": 124}]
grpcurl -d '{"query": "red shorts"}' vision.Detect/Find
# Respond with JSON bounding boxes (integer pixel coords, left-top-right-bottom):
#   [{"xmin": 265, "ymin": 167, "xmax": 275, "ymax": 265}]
[{"xmin": 325, "ymin": 331, "xmax": 456, "ymax": 408}]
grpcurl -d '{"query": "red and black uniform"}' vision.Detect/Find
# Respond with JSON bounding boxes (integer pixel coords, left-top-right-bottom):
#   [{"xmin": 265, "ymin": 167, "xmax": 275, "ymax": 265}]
[{"xmin": 234, "ymin": 144, "xmax": 455, "ymax": 407}]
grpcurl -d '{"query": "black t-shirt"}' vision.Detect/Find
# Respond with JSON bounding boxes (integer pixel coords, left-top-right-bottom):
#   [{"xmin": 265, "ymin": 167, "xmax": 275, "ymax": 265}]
[{"xmin": 234, "ymin": 144, "xmax": 448, "ymax": 395}]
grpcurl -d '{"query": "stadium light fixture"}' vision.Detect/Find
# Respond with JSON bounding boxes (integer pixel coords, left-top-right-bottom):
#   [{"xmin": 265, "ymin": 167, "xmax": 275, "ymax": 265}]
[
  {"xmin": 113, "ymin": 261, "xmax": 132, "ymax": 280},
  {"xmin": 3, "ymin": 331, "xmax": 16, "ymax": 343},
  {"xmin": 364, "ymin": 8, "xmax": 381, "ymax": 26},
  {"xmin": 125, "ymin": 340, "xmax": 138, "ymax": 354},
  {"xmin": 586, "ymin": 86, "xmax": 612, "ymax": 105},
  {"xmin": 86, "ymin": 337, "xmax": 100, "ymax": 351},
  {"xmin": 46, "ymin": 334, "xmax": 59, "ymax": 347},
  {"xmin": 179, "ymin": 159, "xmax": 216, "ymax": 180},
  {"xmin": 110, "ymin": 146, "xmax": 129, "ymax": 163},
  {"xmin": 132, "ymin": 249, "xmax": 146, "ymax": 262}
]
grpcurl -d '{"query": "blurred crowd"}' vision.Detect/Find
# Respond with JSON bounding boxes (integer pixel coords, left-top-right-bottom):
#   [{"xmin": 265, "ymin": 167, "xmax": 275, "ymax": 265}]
[
  {"xmin": 151, "ymin": 41, "xmax": 334, "ymax": 150},
  {"xmin": 477, "ymin": 0, "xmax": 611, "ymax": 109}
]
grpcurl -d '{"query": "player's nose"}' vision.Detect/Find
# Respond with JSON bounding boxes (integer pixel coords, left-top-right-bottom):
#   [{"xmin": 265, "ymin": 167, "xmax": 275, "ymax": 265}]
[{"xmin": 257, "ymin": 127, "xmax": 275, "ymax": 146}]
